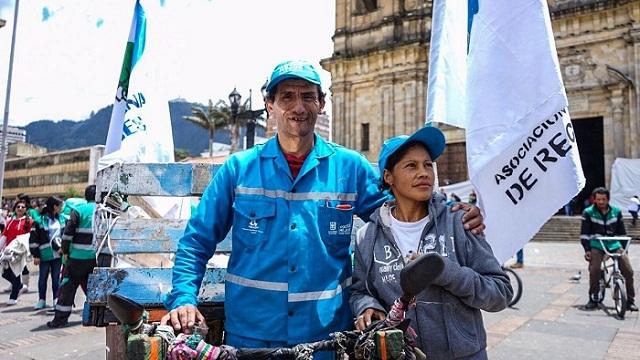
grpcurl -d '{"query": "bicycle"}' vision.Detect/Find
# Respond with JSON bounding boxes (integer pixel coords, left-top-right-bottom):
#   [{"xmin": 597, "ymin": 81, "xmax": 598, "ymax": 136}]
[
  {"xmin": 502, "ymin": 266, "xmax": 523, "ymax": 307},
  {"xmin": 593, "ymin": 236, "xmax": 633, "ymax": 319},
  {"xmin": 107, "ymin": 253, "xmax": 446, "ymax": 359}
]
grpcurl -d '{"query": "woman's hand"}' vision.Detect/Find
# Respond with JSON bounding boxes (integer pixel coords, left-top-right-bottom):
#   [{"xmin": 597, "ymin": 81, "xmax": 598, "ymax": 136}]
[
  {"xmin": 451, "ymin": 203, "xmax": 486, "ymax": 235},
  {"xmin": 34, "ymin": 257, "xmax": 40, "ymax": 265},
  {"xmin": 354, "ymin": 308, "xmax": 386, "ymax": 331}
]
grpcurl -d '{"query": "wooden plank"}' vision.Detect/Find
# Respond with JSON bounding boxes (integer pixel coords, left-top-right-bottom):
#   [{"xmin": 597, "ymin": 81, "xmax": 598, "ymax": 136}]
[
  {"xmin": 105, "ymin": 324, "xmax": 126, "ymax": 360},
  {"xmin": 98, "ymin": 218, "xmax": 232, "ymax": 254},
  {"xmin": 96, "ymin": 217, "xmax": 363, "ymax": 255},
  {"xmin": 87, "ymin": 267, "xmax": 226, "ymax": 306},
  {"xmin": 97, "ymin": 163, "xmax": 220, "ymax": 197},
  {"xmin": 85, "ymin": 304, "xmax": 225, "ymax": 327}
]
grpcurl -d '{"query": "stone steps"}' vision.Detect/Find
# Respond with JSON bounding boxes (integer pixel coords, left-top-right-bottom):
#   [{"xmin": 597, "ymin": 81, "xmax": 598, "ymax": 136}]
[{"xmin": 530, "ymin": 216, "xmax": 640, "ymax": 242}]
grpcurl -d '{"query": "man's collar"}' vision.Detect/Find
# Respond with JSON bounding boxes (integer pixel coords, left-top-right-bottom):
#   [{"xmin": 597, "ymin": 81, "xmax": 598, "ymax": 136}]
[{"xmin": 260, "ymin": 133, "xmax": 334, "ymax": 159}]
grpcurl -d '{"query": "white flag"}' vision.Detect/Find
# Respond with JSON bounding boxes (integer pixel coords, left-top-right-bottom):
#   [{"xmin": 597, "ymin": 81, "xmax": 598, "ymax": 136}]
[
  {"xmin": 426, "ymin": 0, "xmax": 468, "ymax": 128},
  {"xmin": 465, "ymin": 0, "xmax": 585, "ymax": 263},
  {"xmin": 100, "ymin": 0, "xmax": 188, "ymax": 219}
]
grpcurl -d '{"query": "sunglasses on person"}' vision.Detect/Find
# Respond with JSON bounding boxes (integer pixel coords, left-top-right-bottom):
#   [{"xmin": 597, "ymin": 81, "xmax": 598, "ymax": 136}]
[{"xmin": 15, "ymin": 205, "xmax": 26, "ymax": 209}]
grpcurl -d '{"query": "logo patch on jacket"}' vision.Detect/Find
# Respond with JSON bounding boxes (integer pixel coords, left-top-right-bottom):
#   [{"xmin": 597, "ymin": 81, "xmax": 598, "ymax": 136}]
[
  {"xmin": 328, "ymin": 221, "xmax": 351, "ymax": 235},
  {"xmin": 242, "ymin": 219, "xmax": 263, "ymax": 234}
]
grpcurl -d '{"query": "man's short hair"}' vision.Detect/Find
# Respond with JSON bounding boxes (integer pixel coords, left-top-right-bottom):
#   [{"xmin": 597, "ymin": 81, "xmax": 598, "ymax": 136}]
[
  {"xmin": 592, "ymin": 187, "xmax": 609, "ymax": 199},
  {"xmin": 85, "ymin": 185, "xmax": 96, "ymax": 202}
]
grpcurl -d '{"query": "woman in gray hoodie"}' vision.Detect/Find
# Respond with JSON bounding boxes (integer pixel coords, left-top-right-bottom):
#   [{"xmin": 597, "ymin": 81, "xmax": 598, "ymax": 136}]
[{"xmin": 350, "ymin": 126, "xmax": 512, "ymax": 360}]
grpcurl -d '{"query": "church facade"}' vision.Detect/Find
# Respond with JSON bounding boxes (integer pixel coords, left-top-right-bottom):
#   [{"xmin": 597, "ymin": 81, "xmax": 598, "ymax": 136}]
[{"xmin": 321, "ymin": 0, "xmax": 640, "ymax": 199}]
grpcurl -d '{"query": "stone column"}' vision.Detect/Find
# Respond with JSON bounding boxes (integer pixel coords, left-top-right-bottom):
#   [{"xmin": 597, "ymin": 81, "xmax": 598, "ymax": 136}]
[
  {"xmin": 609, "ymin": 88, "xmax": 626, "ymax": 159},
  {"xmin": 630, "ymin": 26, "xmax": 640, "ymax": 158}
]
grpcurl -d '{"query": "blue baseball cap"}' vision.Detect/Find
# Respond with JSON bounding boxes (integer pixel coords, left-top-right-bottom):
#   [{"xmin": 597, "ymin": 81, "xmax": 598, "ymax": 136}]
[
  {"xmin": 378, "ymin": 126, "xmax": 446, "ymax": 177},
  {"xmin": 266, "ymin": 60, "xmax": 322, "ymax": 93}
]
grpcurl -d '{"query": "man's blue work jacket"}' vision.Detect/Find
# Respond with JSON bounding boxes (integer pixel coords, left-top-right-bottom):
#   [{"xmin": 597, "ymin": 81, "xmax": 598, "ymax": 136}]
[{"xmin": 164, "ymin": 134, "xmax": 385, "ymax": 344}]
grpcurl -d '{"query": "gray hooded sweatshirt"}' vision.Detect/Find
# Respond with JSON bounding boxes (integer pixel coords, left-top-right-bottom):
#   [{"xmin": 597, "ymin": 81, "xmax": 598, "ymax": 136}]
[{"xmin": 350, "ymin": 195, "xmax": 512, "ymax": 360}]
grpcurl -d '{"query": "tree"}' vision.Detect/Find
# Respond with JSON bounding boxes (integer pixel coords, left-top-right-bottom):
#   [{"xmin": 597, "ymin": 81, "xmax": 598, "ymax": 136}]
[
  {"xmin": 183, "ymin": 98, "xmax": 263, "ymax": 155},
  {"xmin": 182, "ymin": 99, "xmax": 230, "ymax": 157},
  {"xmin": 64, "ymin": 187, "xmax": 81, "ymax": 199}
]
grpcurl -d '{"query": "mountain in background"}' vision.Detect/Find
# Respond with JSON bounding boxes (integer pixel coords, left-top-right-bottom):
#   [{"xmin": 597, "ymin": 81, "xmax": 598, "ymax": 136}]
[{"xmin": 24, "ymin": 100, "xmax": 265, "ymax": 156}]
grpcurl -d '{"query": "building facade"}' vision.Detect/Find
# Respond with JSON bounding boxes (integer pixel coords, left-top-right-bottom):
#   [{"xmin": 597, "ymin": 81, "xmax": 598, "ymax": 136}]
[
  {"xmin": 2, "ymin": 145, "xmax": 104, "ymax": 199},
  {"xmin": 316, "ymin": 112, "xmax": 332, "ymax": 141},
  {"xmin": 321, "ymin": 0, "xmax": 640, "ymax": 201},
  {"xmin": 0, "ymin": 126, "xmax": 27, "ymax": 154}
]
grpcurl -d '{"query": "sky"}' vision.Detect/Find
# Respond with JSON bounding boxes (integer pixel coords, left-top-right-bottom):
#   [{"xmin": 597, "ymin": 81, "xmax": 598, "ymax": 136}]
[{"xmin": 0, "ymin": 0, "xmax": 335, "ymax": 127}]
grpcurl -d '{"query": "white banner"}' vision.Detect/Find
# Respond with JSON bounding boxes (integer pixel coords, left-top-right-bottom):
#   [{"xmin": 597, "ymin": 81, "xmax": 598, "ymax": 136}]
[
  {"xmin": 465, "ymin": 0, "xmax": 585, "ymax": 263},
  {"xmin": 426, "ymin": 0, "xmax": 468, "ymax": 128},
  {"xmin": 610, "ymin": 158, "xmax": 640, "ymax": 215}
]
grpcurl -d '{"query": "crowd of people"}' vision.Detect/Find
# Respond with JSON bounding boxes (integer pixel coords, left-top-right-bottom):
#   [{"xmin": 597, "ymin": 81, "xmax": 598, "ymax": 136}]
[{"xmin": 0, "ymin": 186, "xmax": 97, "ymax": 328}]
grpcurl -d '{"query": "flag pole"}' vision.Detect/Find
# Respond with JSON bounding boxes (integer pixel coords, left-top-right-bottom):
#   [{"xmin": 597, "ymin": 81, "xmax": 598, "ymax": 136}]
[{"xmin": 0, "ymin": 0, "xmax": 20, "ymax": 203}]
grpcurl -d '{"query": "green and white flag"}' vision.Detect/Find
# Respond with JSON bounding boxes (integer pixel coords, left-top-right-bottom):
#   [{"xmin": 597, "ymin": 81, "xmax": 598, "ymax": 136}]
[
  {"xmin": 101, "ymin": 0, "xmax": 174, "ymax": 164},
  {"xmin": 100, "ymin": 0, "xmax": 187, "ymax": 219}
]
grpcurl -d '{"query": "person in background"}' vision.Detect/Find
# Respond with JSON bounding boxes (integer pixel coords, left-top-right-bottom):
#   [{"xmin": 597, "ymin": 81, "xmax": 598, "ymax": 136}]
[
  {"xmin": 351, "ymin": 126, "xmax": 511, "ymax": 359},
  {"xmin": 18, "ymin": 194, "xmax": 39, "ymax": 291},
  {"xmin": 3, "ymin": 194, "xmax": 36, "ymax": 295},
  {"xmin": 0, "ymin": 200, "xmax": 33, "ymax": 305},
  {"xmin": 29, "ymin": 196, "xmax": 66, "ymax": 310},
  {"xmin": 468, "ymin": 190, "xmax": 477, "ymax": 205},
  {"xmin": 0, "ymin": 205, "xmax": 9, "ymax": 231},
  {"xmin": 581, "ymin": 187, "xmax": 637, "ymax": 311},
  {"xmin": 510, "ymin": 249, "xmax": 524, "ymax": 269},
  {"xmin": 47, "ymin": 186, "xmax": 97, "ymax": 328},
  {"xmin": 563, "ymin": 198, "xmax": 574, "ymax": 216},
  {"xmin": 628, "ymin": 195, "xmax": 639, "ymax": 227},
  {"xmin": 440, "ymin": 188, "xmax": 448, "ymax": 202}
]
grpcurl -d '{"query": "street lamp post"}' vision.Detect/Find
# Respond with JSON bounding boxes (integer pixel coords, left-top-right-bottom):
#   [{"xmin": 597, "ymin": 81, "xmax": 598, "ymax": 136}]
[
  {"xmin": 0, "ymin": 0, "xmax": 20, "ymax": 203},
  {"xmin": 228, "ymin": 88, "xmax": 241, "ymax": 152},
  {"xmin": 228, "ymin": 84, "xmax": 267, "ymax": 150}
]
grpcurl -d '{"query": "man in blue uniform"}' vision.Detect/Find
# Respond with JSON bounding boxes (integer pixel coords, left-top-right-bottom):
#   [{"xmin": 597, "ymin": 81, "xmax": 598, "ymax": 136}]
[{"xmin": 163, "ymin": 60, "xmax": 485, "ymax": 357}]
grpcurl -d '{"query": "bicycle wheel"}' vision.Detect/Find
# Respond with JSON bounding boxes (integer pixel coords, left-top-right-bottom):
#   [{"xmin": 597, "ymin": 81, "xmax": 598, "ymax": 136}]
[
  {"xmin": 503, "ymin": 267, "xmax": 523, "ymax": 307},
  {"xmin": 613, "ymin": 277, "xmax": 627, "ymax": 319}
]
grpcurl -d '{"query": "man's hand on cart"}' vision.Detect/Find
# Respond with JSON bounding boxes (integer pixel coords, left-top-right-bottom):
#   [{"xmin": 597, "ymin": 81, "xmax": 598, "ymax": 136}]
[{"xmin": 161, "ymin": 304, "xmax": 205, "ymax": 334}]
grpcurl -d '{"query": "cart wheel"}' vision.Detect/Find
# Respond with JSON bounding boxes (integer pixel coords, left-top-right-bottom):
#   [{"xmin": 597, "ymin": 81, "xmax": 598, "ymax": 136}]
[
  {"xmin": 503, "ymin": 267, "xmax": 523, "ymax": 307},
  {"xmin": 613, "ymin": 278, "xmax": 627, "ymax": 319}
]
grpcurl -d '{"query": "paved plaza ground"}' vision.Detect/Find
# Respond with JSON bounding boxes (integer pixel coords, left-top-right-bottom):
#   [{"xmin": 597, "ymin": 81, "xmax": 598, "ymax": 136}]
[{"xmin": 0, "ymin": 241, "xmax": 638, "ymax": 359}]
